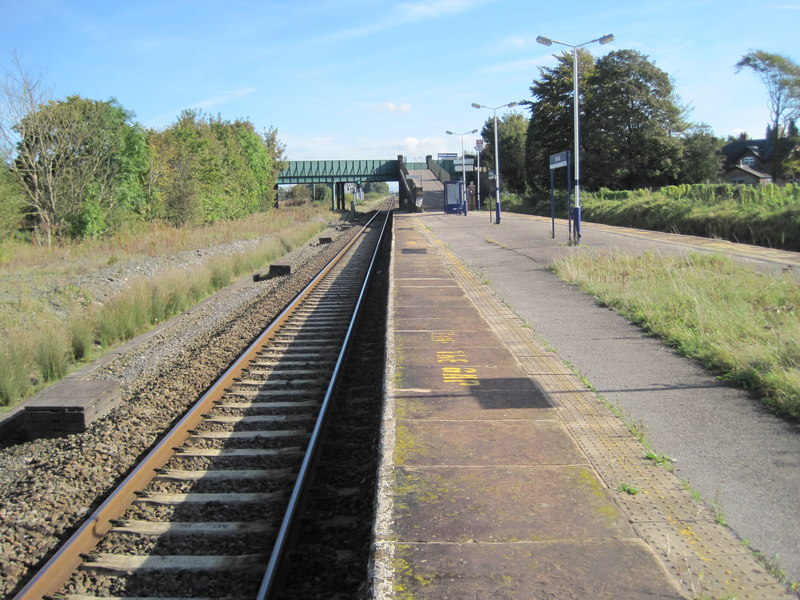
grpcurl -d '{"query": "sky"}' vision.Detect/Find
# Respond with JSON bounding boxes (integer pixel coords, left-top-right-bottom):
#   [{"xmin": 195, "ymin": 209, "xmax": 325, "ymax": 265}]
[{"xmin": 2, "ymin": 0, "xmax": 798, "ymax": 161}]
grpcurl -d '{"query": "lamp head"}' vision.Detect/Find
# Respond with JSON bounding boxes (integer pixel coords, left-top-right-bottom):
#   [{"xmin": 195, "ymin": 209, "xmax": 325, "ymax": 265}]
[
  {"xmin": 446, "ymin": 130, "xmax": 454, "ymax": 135},
  {"xmin": 536, "ymin": 35, "xmax": 552, "ymax": 46},
  {"xmin": 471, "ymin": 103, "xmax": 482, "ymax": 109},
  {"xmin": 470, "ymin": 129, "xmax": 478, "ymax": 134},
  {"xmin": 507, "ymin": 101, "xmax": 518, "ymax": 108},
  {"xmin": 599, "ymin": 33, "xmax": 614, "ymax": 45}
]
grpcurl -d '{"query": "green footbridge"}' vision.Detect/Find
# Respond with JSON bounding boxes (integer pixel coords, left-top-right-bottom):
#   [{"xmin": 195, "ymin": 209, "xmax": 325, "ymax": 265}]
[{"xmin": 278, "ymin": 156, "xmax": 445, "ymax": 211}]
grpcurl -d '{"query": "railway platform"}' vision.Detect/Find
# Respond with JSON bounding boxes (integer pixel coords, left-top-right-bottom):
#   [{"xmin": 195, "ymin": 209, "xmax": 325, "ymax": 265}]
[{"xmin": 371, "ymin": 212, "xmax": 794, "ymax": 599}]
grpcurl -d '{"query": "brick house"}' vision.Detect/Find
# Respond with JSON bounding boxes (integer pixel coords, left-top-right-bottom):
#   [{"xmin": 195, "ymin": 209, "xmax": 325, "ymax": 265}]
[{"xmin": 719, "ymin": 138, "xmax": 774, "ymax": 185}]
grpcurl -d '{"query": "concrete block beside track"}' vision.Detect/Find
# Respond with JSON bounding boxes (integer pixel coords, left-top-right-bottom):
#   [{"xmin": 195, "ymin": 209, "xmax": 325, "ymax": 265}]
[{"xmin": 24, "ymin": 379, "xmax": 120, "ymax": 439}]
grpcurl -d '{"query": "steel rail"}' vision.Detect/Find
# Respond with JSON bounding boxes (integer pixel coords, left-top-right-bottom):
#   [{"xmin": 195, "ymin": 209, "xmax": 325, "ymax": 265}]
[
  {"xmin": 256, "ymin": 208, "xmax": 391, "ymax": 599},
  {"xmin": 12, "ymin": 209, "xmax": 388, "ymax": 600}
]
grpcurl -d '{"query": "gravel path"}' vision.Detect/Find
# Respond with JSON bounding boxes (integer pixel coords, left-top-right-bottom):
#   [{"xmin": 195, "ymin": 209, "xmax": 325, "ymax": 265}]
[{"xmin": 0, "ymin": 217, "xmax": 362, "ymax": 599}]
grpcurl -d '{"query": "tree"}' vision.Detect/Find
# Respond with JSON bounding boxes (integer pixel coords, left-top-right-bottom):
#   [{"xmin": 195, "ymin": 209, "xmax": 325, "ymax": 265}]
[
  {"xmin": 583, "ymin": 49, "xmax": 686, "ymax": 190},
  {"xmin": 0, "ymin": 155, "xmax": 24, "ymax": 238},
  {"xmin": 148, "ymin": 111, "xmax": 281, "ymax": 225},
  {"xmin": 8, "ymin": 93, "xmax": 148, "ymax": 240},
  {"xmin": 311, "ymin": 183, "xmax": 331, "ymax": 203},
  {"xmin": 1, "ymin": 55, "xmax": 55, "ymax": 242},
  {"xmin": 677, "ymin": 125, "xmax": 723, "ymax": 184},
  {"xmin": 480, "ymin": 111, "xmax": 528, "ymax": 195},
  {"xmin": 526, "ymin": 48, "xmax": 704, "ymax": 195},
  {"xmin": 525, "ymin": 49, "xmax": 594, "ymax": 197},
  {"xmin": 736, "ymin": 50, "xmax": 800, "ymax": 178},
  {"xmin": 286, "ymin": 183, "xmax": 312, "ymax": 204},
  {"xmin": 364, "ymin": 181, "xmax": 390, "ymax": 195}
]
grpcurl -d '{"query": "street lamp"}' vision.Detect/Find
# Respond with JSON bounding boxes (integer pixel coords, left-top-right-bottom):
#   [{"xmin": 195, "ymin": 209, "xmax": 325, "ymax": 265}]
[
  {"xmin": 446, "ymin": 129, "xmax": 478, "ymax": 214},
  {"xmin": 471, "ymin": 101, "xmax": 518, "ymax": 224},
  {"xmin": 537, "ymin": 33, "xmax": 614, "ymax": 243}
]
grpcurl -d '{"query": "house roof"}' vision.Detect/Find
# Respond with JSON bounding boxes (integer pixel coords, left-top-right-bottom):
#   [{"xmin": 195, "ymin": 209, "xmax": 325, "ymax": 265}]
[
  {"xmin": 724, "ymin": 164, "xmax": 772, "ymax": 180},
  {"xmin": 720, "ymin": 138, "xmax": 775, "ymax": 162}
]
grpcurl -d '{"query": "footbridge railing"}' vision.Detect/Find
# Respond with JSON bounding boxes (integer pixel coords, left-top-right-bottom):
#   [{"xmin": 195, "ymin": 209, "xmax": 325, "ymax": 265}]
[{"xmin": 278, "ymin": 159, "xmax": 399, "ymax": 184}]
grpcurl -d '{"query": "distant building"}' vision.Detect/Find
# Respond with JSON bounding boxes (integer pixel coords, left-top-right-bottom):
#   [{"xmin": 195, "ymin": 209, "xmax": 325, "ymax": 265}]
[{"xmin": 719, "ymin": 138, "xmax": 773, "ymax": 185}]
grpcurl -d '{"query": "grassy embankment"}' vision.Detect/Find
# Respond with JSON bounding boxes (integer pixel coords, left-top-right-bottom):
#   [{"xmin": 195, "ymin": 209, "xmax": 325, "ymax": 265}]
[
  {"xmin": 0, "ymin": 206, "xmax": 334, "ymax": 411},
  {"xmin": 502, "ymin": 183, "xmax": 800, "ymax": 251},
  {"xmin": 553, "ymin": 249, "xmax": 800, "ymax": 421},
  {"xmin": 583, "ymin": 183, "xmax": 800, "ymax": 251}
]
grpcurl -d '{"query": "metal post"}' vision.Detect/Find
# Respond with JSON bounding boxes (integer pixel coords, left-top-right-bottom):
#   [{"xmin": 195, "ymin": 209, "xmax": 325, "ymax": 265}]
[
  {"xmin": 460, "ymin": 135, "xmax": 467, "ymax": 215},
  {"xmin": 567, "ymin": 153, "xmax": 573, "ymax": 243},
  {"xmin": 493, "ymin": 111, "xmax": 501, "ymax": 224},
  {"xmin": 550, "ymin": 168, "xmax": 555, "ymax": 239},
  {"xmin": 537, "ymin": 33, "xmax": 614, "ymax": 244},
  {"xmin": 476, "ymin": 146, "xmax": 481, "ymax": 212},
  {"xmin": 571, "ymin": 46, "xmax": 581, "ymax": 243}
]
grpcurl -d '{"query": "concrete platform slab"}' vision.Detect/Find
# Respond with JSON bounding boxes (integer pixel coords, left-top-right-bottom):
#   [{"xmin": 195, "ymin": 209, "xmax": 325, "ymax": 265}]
[
  {"xmin": 383, "ymin": 540, "xmax": 685, "ymax": 600},
  {"xmin": 389, "ymin": 465, "xmax": 633, "ymax": 542},
  {"xmin": 394, "ymin": 390, "xmax": 555, "ymax": 420},
  {"xmin": 393, "ymin": 264, "xmax": 453, "ymax": 278},
  {"xmin": 394, "ymin": 365, "xmax": 541, "ymax": 394},
  {"xmin": 394, "ymin": 332, "xmax": 511, "ymax": 363},
  {"xmin": 395, "ymin": 285, "xmax": 474, "ymax": 307},
  {"xmin": 393, "ymin": 314, "xmax": 493, "ymax": 331},
  {"xmin": 396, "ymin": 419, "xmax": 585, "ymax": 466}
]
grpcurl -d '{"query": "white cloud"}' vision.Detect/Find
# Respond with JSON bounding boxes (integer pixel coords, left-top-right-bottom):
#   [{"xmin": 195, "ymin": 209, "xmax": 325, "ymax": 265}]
[
  {"xmin": 315, "ymin": 0, "xmax": 493, "ymax": 44},
  {"xmin": 372, "ymin": 102, "xmax": 412, "ymax": 112},
  {"xmin": 193, "ymin": 87, "xmax": 257, "ymax": 109},
  {"xmin": 397, "ymin": 0, "xmax": 488, "ymax": 20}
]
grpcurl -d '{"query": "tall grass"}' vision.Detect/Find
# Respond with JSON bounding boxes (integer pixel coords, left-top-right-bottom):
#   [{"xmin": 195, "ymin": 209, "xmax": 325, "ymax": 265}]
[
  {"xmin": 0, "ymin": 216, "xmax": 329, "ymax": 410},
  {"xmin": 0, "ymin": 205, "xmax": 327, "ymax": 269},
  {"xmin": 553, "ymin": 250, "xmax": 800, "ymax": 421},
  {"xmin": 580, "ymin": 183, "xmax": 800, "ymax": 251},
  {"xmin": 0, "ymin": 331, "xmax": 32, "ymax": 406}
]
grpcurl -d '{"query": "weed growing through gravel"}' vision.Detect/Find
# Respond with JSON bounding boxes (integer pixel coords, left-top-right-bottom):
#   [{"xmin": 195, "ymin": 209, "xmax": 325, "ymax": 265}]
[{"xmin": 553, "ymin": 250, "xmax": 800, "ymax": 421}]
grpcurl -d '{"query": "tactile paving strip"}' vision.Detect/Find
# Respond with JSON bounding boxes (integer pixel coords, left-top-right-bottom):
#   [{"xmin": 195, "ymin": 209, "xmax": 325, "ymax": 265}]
[{"xmin": 414, "ymin": 217, "xmax": 795, "ymax": 600}]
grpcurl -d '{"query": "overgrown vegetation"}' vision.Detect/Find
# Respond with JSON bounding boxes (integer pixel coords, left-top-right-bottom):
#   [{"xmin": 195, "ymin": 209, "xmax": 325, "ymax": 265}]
[
  {"xmin": 0, "ymin": 208, "xmax": 329, "ymax": 410},
  {"xmin": 0, "ymin": 58, "xmax": 286, "ymax": 243},
  {"xmin": 553, "ymin": 250, "xmax": 800, "ymax": 421},
  {"xmin": 580, "ymin": 183, "xmax": 800, "ymax": 251}
]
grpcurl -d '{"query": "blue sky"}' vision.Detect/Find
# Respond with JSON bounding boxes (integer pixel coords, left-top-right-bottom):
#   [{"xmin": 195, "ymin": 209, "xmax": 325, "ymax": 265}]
[{"xmin": 2, "ymin": 1, "xmax": 798, "ymax": 161}]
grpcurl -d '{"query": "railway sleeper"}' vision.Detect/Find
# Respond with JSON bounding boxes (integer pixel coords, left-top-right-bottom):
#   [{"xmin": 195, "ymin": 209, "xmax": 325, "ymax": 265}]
[
  {"xmin": 153, "ymin": 468, "xmax": 295, "ymax": 481},
  {"xmin": 79, "ymin": 553, "xmax": 267, "ymax": 572},
  {"xmin": 133, "ymin": 491, "xmax": 287, "ymax": 504},
  {"xmin": 110, "ymin": 520, "xmax": 275, "ymax": 536}
]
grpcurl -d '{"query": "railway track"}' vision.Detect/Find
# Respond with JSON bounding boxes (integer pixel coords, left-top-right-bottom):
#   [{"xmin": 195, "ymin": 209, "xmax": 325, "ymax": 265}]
[{"xmin": 14, "ymin": 209, "xmax": 392, "ymax": 600}]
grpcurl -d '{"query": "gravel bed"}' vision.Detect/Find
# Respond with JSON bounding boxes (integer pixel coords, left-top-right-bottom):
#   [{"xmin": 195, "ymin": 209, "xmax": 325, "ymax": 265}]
[
  {"xmin": 275, "ymin": 218, "xmax": 391, "ymax": 599},
  {"xmin": 0, "ymin": 216, "xmax": 365, "ymax": 599}
]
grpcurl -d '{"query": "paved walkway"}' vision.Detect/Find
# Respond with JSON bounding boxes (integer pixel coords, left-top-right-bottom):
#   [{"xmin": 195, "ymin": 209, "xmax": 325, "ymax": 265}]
[{"xmin": 371, "ymin": 211, "xmax": 796, "ymax": 599}]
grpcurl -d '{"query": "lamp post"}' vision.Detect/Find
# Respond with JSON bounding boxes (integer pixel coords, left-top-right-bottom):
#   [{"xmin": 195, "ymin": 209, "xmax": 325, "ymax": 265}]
[
  {"xmin": 471, "ymin": 101, "xmax": 518, "ymax": 224},
  {"xmin": 536, "ymin": 33, "xmax": 614, "ymax": 243},
  {"xmin": 446, "ymin": 129, "xmax": 478, "ymax": 214}
]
